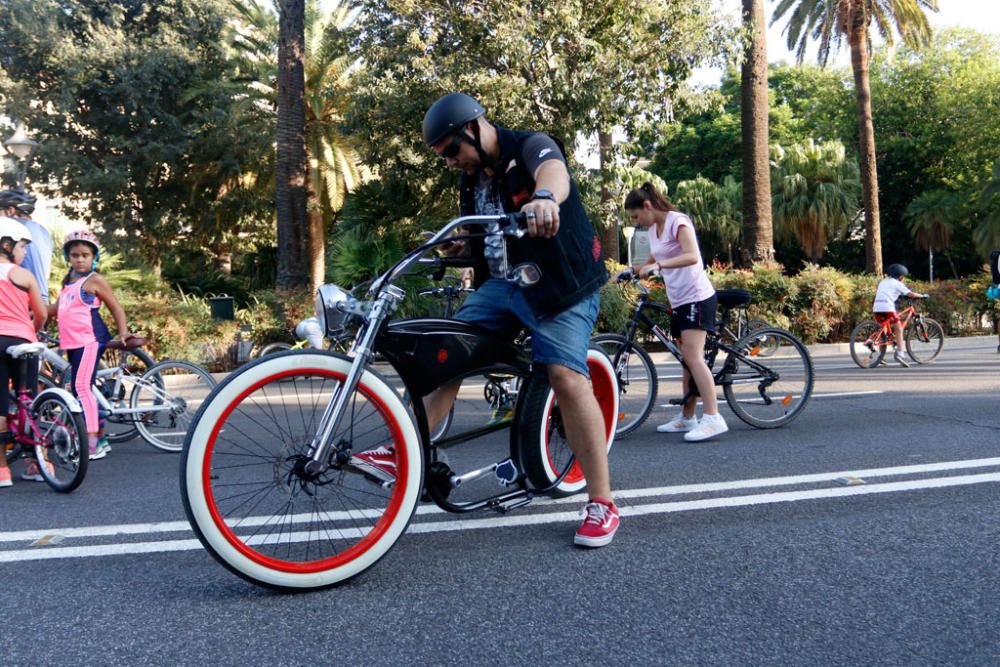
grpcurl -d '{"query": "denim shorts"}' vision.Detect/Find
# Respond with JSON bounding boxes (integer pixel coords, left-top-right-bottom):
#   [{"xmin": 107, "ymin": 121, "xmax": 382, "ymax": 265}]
[{"xmin": 455, "ymin": 279, "xmax": 600, "ymax": 376}]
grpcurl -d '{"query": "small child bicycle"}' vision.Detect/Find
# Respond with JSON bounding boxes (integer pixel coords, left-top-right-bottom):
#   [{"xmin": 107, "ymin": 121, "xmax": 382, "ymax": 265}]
[{"xmin": 4, "ymin": 342, "xmax": 88, "ymax": 492}]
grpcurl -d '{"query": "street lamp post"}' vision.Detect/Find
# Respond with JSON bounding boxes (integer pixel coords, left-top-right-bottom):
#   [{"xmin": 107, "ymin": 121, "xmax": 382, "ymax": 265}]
[
  {"xmin": 3, "ymin": 121, "xmax": 39, "ymax": 192},
  {"xmin": 622, "ymin": 225, "xmax": 636, "ymax": 269}
]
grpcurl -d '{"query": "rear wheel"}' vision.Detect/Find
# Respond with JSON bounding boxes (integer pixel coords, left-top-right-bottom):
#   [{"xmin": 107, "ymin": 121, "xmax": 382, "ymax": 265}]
[
  {"xmin": 722, "ymin": 327, "xmax": 813, "ymax": 429},
  {"xmin": 130, "ymin": 360, "xmax": 217, "ymax": 452},
  {"xmin": 849, "ymin": 320, "xmax": 887, "ymax": 368},
  {"xmin": 31, "ymin": 392, "xmax": 88, "ymax": 493},
  {"xmin": 257, "ymin": 342, "xmax": 292, "ymax": 357},
  {"xmin": 905, "ymin": 318, "xmax": 944, "ymax": 363},
  {"xmin": 181, "ymin": 350, "xmax": 422, "ymax": 590},
  {"xmin": 590, "ymin": 333, "xmax": 657, "ymax": 437},
  {"xmin": 515, "ymin": 348, "xmax": 618, "ymax": 496},
  {"xmin": 97, "ymin": 348, "xmax": 155, "ymax": 443}
]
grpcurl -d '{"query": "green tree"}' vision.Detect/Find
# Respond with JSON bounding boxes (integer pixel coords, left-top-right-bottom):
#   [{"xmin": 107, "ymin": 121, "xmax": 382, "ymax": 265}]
[
  {"xmin": 771, "ymin": 0, "xmax": 938, "ymax": 275},
  {"xmin": 0, "ymin": 0, "xmax": 258, "ymax": 272},
  {"xmin": 347, "ymin": 0, "xmax": 734, "ymax": 244},
  {"xmin": 771, "ymin": 139, "xmax": 861, "ymax": 260},
  {"xmin": 974, "ymin": 159, "xmax": 1000, "ymax": 257}
]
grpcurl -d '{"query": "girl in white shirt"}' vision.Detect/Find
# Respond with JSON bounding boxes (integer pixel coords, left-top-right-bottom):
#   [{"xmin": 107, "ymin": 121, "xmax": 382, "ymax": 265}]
[{"xmin": 620, "ymin": 183, "xmax": 727, "ymax": 442}]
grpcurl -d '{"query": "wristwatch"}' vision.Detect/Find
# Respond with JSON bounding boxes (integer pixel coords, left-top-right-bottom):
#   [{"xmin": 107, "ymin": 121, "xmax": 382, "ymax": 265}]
[{"xmin": 531, "ymin": 189, "xmax": 556, "ymax": 203}]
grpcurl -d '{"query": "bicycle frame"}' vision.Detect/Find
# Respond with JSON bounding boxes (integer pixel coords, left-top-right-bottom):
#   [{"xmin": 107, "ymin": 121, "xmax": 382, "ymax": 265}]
[
  {"xmin": 868, "ymin": 302, "xmax": 922, "ymax": 346},
  {"xmin": 307, "ymin": 214, "xmax": 579, "ymax": 513}
]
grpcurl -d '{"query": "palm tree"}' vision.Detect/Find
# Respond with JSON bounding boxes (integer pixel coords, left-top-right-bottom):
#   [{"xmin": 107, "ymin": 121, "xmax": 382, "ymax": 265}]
[
  {"xmin": 276, "ymin": 0, "xmax": 310, "ymax": 290},
  {"xmin": 740, "ymin": 0, "xmax": 774, "ymax": 265},
  {"xmin": 674, "ymin": 175, "xmax": 742, "ymax": 265},
  {"xmin": 771, "ymin": 0, "xmax": 937, "ymax": 275},
  {"xmin": 904, "ymin": 189, "xmax": 960, "ymax": 280},
  {"xmin": 231, "ymin": 0, "xmax": 363, "ymax": 289},
  {"xmin": 771, "ymin": 139, "xmax": 861, "ymax": 260}
]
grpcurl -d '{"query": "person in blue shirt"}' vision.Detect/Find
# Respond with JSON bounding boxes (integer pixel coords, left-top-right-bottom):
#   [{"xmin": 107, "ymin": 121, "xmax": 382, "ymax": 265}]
[{"xmin": 0, "ymin": 190, "xmax": 53, "ymax": 303}]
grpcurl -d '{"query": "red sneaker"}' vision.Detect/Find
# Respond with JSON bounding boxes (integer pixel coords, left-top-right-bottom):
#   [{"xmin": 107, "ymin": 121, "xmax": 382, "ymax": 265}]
[
  {"xmin": 574, "ymin": 498, "xmax": 620, "ymax": 547},
  {"xmin": 0, "ymin": 466, "xmax": 12, "ymax": 488},
  {"xmin": 349, "ymin": 446, "xmax": 397, "ymax": 485}
]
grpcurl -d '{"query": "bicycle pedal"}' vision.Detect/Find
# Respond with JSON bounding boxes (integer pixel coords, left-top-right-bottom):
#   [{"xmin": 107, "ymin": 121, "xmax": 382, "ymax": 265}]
[
  {"xmin": 490, "ymin": 495, "xmax": 534, "ymax": 514},
  {"xmin": 668, "ymin": 398, "xmax": 685, "ymax": 406}
]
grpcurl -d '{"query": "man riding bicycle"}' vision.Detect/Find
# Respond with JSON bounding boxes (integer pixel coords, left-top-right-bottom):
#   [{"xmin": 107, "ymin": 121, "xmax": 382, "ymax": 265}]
[{"xmin": 351, "ymin": 93, "xmax": 620, "ymax": 547}]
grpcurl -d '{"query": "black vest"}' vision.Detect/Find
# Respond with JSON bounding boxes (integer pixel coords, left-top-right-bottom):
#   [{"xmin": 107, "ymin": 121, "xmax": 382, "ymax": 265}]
[{"xmin": 459, "ymin": 126, "xmax": 607, "ymax": 318}]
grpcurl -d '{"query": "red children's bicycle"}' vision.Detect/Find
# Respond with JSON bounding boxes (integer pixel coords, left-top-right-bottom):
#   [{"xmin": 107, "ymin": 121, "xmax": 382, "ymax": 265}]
[
  {"xmin": 849, "ymin": 298, "xmax": 945, "ymax": 368},
  {"xmin": 5, "ymin": 342, "xmax": 89, "ymax": 492}
]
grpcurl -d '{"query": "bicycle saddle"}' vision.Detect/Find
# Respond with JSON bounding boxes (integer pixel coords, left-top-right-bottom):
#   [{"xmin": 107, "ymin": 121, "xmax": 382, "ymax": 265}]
[
  {"xmin": 716, "ymin": 289, "xmax": 752, "ymax": 309},
  {"xmin": 6, "ymin": 341, "xmax": 47, "ymax": 358},
  {"xmin": 107, "ymin": 334, "xmax": 148, "ymax": 351}
]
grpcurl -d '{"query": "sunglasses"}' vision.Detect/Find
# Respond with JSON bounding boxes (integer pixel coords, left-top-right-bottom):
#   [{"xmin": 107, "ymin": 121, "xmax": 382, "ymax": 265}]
[{"xmin": 439, "ymin": 133, "xmax": 464, "ymax": 159}]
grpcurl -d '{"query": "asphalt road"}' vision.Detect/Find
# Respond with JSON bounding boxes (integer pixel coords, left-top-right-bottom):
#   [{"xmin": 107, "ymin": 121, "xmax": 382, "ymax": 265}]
[{"xmin": 1, "ymin": 341, "xmax": 998, "ymax": 666}]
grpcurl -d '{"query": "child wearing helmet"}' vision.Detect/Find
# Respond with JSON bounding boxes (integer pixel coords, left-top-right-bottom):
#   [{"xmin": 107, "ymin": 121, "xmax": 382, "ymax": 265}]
[
  {"xmin": 0, "ymin": 217, "xmax": 49, "ymax": 487},
  {"xmin": 49, "ymin": 230, "xmax": 130, "ymax": 460},
  {"xmin": 872, "ymin": 264, "xmax": 928, "ymax": 367}
]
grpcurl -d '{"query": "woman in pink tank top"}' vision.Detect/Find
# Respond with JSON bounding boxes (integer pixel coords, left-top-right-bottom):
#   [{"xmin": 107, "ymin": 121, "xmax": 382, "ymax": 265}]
[
  {"xmin": 50, "ymin": 230, "xmax": 130, "ymax": 461},
  {"xmin": 0, "ymin": 218, "xmax": 48, "ymax": 488},
  {"xmin": 619, "ymin": 182, "xmax": 728, "ymax": 443}
]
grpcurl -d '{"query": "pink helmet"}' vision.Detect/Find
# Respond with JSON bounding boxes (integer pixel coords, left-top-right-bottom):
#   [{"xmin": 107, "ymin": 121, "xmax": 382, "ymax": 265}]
[{"xmin": 63, "ymin": 229, "xmax": 101, "ymax": 264}]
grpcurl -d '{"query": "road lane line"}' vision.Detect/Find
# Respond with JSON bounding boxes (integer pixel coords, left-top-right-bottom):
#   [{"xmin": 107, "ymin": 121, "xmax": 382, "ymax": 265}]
[
  {"xmin": 3, "ymin": 456, "xmax": 1000, "ymax": 544},
  {"xmin": 0, "ymin": 471, "xmax": 998, "ymax": 563}
]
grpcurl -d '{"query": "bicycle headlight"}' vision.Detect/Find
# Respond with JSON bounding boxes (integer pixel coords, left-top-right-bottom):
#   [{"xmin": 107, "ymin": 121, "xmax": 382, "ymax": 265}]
[{"xmin": 315, "ymin": 284, "xmax": 355, "ymax": 336}]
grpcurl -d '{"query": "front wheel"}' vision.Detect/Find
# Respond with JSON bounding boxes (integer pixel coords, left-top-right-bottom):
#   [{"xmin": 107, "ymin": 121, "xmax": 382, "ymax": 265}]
[
  {"xmin": 514, "ymin": 348, "xmax": 618, "ymax": 497},
  {"xmin": 906, "ymin": 318, "xmax": 944, "ymax": 363},
  {"xmin": 849, "ymin": 320, "xmax": 886, "ymax": 368},
  {"xmin": 722, "ymin": 327, "xmax": 814, "ymax": 429},
  {"xmin": 31, "ymin": 391, "xmax": 88, "ymax": 493},
  {"xmin": 590, "ymin": 333, "xmax": 657, "ymax": 437},
  {"xmin": 181, "ymin": 350, "xmax": 423, "ymax": 591},
  {"xmin": 129, "ymin": 360, "xmax": 217, "ymax": 452}
]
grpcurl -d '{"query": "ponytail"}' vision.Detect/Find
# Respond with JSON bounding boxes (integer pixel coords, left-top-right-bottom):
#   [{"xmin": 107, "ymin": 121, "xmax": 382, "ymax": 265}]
[{"xmin": 624, "ymin": 182, "xmax": 676, "ymax": 213}]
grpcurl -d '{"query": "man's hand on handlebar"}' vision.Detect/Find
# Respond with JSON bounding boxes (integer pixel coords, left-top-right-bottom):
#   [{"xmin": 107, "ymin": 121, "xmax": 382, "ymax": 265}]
[{"xmin": 521, "ymin": 199, "xmax": 560, "ymax": 239}]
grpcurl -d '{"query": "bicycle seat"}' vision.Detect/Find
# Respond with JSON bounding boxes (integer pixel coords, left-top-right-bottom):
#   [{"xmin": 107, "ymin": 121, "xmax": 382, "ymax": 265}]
[
  {"xmin": 716, "ymin": 289, "xmax": 752, "ymax": 309},
  {"xmin": 107, "ymin": 335, "xmax": 148, "ymax": 351},
  {"xmin": 6, "ymin": 341, "xmax": 47, "ymax": 358}
]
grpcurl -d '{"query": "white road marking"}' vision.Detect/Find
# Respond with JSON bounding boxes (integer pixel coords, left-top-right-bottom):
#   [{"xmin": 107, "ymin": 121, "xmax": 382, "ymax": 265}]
[{"xmin": 1, "ymin": 457, "xmax": 999, "ymax": 563}]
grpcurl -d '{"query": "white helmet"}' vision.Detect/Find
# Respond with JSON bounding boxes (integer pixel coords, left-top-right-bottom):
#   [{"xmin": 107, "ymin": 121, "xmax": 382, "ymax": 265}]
[{"xmin": 0, "ymin": 216, "xmax": 32, "ymax": 244}]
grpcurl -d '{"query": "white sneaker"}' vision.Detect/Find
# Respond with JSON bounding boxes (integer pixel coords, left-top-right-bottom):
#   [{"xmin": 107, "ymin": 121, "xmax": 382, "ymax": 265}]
[
  {"xmin": 656, "ymin": 414, "xmax": 698, "ymax": 433},
  {"xmin": 684, "ymin": 414, "xmax": 729, "ymax": 442},
  {"xmin": 893, "ymin": 351, "xmax": 911, "ymax": 367}
]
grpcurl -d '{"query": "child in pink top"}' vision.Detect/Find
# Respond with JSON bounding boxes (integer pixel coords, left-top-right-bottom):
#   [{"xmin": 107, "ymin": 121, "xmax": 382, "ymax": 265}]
[
  {"xmin": 619, "ymin": 182, "xmax": 727, "ymax": 442},
  {"xmin": 49, "ymin": 230, "xmax": 129, "ymax": 460},
  {"xmin": 0, "ymin": 218, "xmax": 48, "ymax": 487}
]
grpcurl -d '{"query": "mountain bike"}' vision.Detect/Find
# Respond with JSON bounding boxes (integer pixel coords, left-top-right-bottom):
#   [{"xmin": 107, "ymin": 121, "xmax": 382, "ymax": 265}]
[
  {"xmin": 849, "ymin": 298, "xmax": 943, "ymax": 368},
  {"xmin": 592, "ymin": 274, "xmax": 813, "ymax": 436},
  {"xmin": 4, "ymin": 342, "xmax": 88, "ymax": 492},
  {"xmin": 714, "ymin": 289, "xmax": 776, "ymax": 356},
  {"xmin": 181, "ymin": 213, "xmax": 619, "ymax": 590}
]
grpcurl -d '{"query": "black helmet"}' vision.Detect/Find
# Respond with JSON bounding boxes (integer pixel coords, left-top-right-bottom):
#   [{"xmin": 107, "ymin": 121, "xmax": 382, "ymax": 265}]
[
  {"xmin": 15, "ymin": 201, "xmax": 34, "ymax": 215},
  {"xmin": 888, "ymin": 263, "xmax": 908, "ymax": 279},
  {"xmin": 0, "ymin": 189, "xmax": 35, "ymax": 211},
  {"xmin": 422, "ymin": 93, "xmax": 485, "ymax": 146}
]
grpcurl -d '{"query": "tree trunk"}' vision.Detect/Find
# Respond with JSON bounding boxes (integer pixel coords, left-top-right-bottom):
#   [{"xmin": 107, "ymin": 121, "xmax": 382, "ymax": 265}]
[
  {"xmin": 307, "ymin": 169, "xmax": 325, "ymax": 290},
  {"xmin": 597, "ymin": 129, "xmax": 620, "ymax": 263},
  {"xmin": 848, "ymin": 11, "xmax": 883, "ymax": 276},
  {"xmin": 740, "ymin": 0, "xmax": 774, "ymax": 266},
  {"xmin": 275, "ymin": 0, "xmax": 310, "ymax": 290}
]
